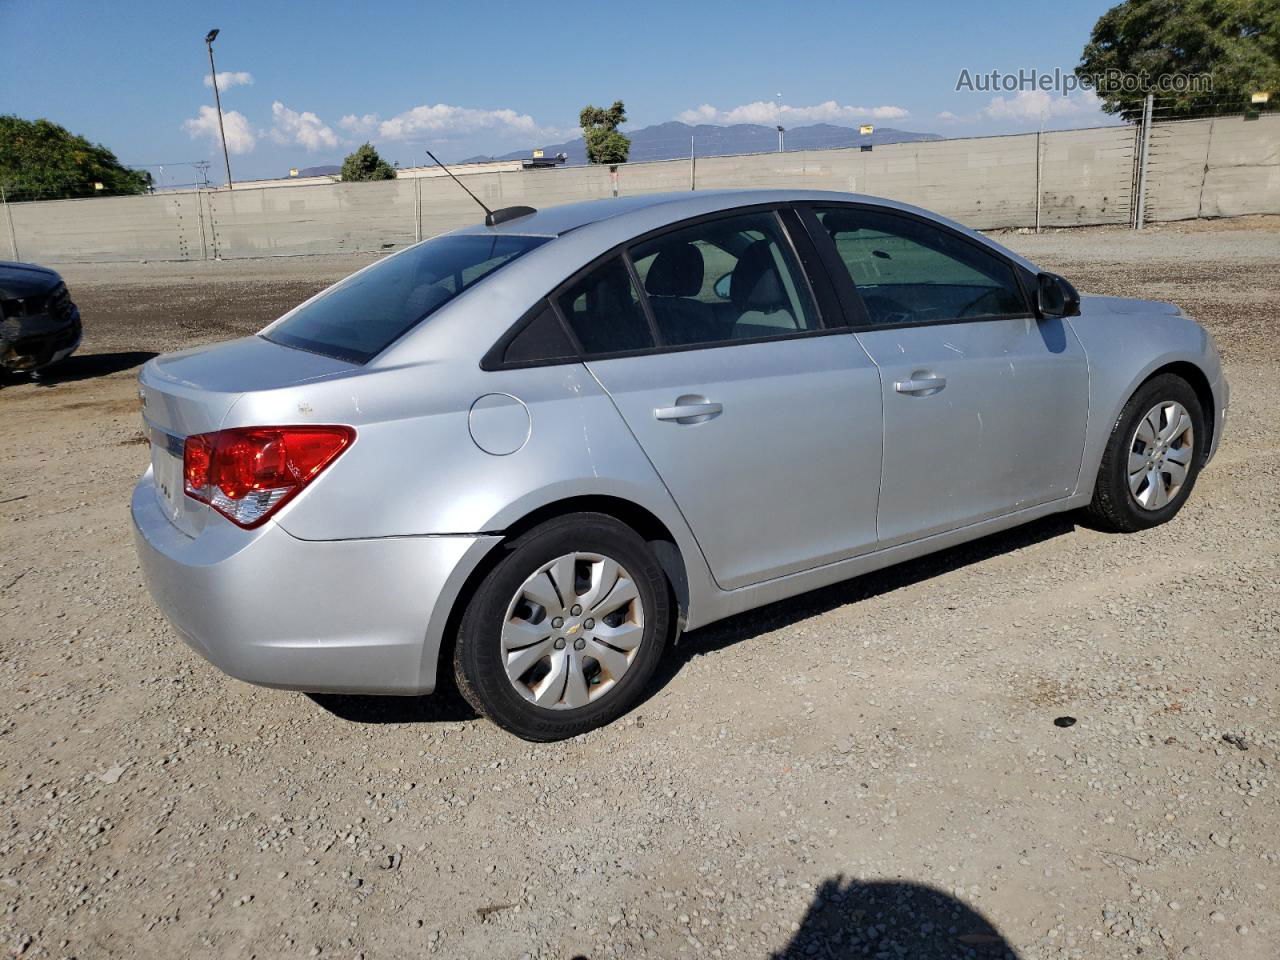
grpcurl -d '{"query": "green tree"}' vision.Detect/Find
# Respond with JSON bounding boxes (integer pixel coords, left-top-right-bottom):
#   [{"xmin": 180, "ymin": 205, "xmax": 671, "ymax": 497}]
[
  {"xmin": 0, "ymin": 115, "xmax": 149, "ymax": 201},
  {"xmin": 1077, "ymin": 0, "xmax": 1280, "ymax": 121},
  {"xmin": 579, "ymin": 101, "xmax": 631, "ymax": 164},
  {"xmin": 340, "ymin": 142, "xmax": 396, "ymax": 181}
]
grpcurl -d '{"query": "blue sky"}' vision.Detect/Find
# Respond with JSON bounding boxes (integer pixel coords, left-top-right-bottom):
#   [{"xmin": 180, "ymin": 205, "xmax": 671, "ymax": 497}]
[{"xmin": 0, "ymin": 0, "xmax": 1119, "ymax": 184}]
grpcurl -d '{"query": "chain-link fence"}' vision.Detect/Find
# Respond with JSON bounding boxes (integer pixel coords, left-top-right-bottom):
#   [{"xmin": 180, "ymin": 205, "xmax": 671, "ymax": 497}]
[{"xmin": 1148, "ymin": 92, "xmax": 1279, "ymax": 123}]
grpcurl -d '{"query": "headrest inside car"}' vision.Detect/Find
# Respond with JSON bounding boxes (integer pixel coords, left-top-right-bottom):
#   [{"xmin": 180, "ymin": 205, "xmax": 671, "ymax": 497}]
[
  {"xmin": 644, "ymin": 243, "xmax": 704, "ymax": 298},
  {"xmin": 730, "ymin": 240, "xmax": 787, "ymax": 312}
]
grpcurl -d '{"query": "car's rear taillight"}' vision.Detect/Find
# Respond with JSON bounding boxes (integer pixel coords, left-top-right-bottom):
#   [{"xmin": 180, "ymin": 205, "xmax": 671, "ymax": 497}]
[{"xmin": 183, "ymin": 425, "xmax": 355, "ymax": 528}]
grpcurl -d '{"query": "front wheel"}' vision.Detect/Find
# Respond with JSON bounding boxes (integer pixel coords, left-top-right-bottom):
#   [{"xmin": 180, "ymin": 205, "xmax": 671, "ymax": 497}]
[
  {"xmin": 1086, "ymin": 373, "xmax": 1206, "ymax": 532},
  {"xmin": 453, "ymin": 513, "xmax": 671, "ymax": 741}
]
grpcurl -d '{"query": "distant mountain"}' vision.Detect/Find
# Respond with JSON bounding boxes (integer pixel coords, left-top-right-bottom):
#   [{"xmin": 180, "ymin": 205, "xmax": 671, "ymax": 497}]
[{"xmin": 462, "ymin": 121, "xmax": 941, "ymax": 166}]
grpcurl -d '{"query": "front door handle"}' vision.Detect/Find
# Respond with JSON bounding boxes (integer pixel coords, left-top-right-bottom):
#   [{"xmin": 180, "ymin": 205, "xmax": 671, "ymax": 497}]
[
  {"xmin": 654, "ymin": 399, "xmax": 723, "ymax": 423},
  {"xmin": 894, "ymin": 375, "xmax": 947, "ymax": 395}
]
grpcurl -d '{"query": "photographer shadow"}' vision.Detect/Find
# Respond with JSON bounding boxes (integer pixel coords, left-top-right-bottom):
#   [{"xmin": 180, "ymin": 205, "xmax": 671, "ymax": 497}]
[{"xmin": 771, "ymin": 875, "xmax": 1019, "ymax": 960}]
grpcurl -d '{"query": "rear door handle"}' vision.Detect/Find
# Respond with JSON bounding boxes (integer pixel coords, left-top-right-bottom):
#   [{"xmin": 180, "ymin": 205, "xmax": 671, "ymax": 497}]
[
  {"xmin": 654, "ymin": 400, "xmax": 723, "ymax": 423},
  {"xmin": 894, "ymin": 376, "xmax": 947, "ymax": 395}
]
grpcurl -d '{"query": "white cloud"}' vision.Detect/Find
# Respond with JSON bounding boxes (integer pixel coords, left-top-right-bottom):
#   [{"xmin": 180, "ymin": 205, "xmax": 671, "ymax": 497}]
[
  {"xmin": 203, "ymin": 71, "xmax": 254, "ymax": 90},
  {"xmin": 676, "ymin": 104, "xmax": 721, "ymax": 124},
  {"xmin": 182, "ymin": 105, "xmax": 256, "ymax": 154},
  {"xmin": 981, "ymin": 90, "xmax": 1104, "ymax": 123},
  {"xmin": 339, "ymin": 113, "xmax": 380, "ymax": 135},
  {"xmin": 936, "ymin": 110, "xmax": 963, "ymax": 123},
  {"xmin": 678, "ymin": 100, "xmax": 910, "ymax": 126},
  {"xmin": 365, "ymin": 103, "xmax": 570, "ymax": 141},
  {"xmin": 269, "ymin": 101, "xmax": 340, "ymax": 151}
]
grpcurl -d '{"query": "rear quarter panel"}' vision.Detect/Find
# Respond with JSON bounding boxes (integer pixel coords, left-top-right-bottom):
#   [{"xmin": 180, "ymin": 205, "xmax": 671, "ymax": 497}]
[{"xmin": 231, "ymin": 357, "xmax": 715, "ymax": 613}]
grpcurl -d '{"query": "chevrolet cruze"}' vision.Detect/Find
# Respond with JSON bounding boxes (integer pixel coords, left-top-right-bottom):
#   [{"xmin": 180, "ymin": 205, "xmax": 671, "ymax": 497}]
[{"xmin": 132, "ymin": 190, "xmax": 1227, "ymax": 740}]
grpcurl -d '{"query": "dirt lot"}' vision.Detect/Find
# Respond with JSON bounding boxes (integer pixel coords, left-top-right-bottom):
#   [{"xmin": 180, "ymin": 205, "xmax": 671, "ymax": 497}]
[{"xmin": 2, "ymin": 217, "xmax": 1278, "ymax": 960}]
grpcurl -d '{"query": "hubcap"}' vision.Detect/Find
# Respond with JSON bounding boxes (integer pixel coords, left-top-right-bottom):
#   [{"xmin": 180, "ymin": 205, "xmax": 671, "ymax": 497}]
[
  {"xmin": 1127, "ymin": 400, "xmax": 1194, "ymax": 511},
  {"xmin": 500, "ymin": 552, "xmax": 645, "ymax": 710}
]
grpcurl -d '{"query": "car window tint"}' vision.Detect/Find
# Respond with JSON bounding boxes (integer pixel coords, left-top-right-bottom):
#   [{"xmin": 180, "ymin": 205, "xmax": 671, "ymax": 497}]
[
  {"xmin": 265, "ymin": 234, "xmax": 548, "ymax": 363},
  {"xmin": 630, "ymin": 212, "xmax": 817, "ymax": 347},
  {"xmin": 501, "ymin": 302, "xmax": 577, "ymax": 365},
  {"xmin": 814, "ymin": 207, "xmax": 1027, "ymax": 326},
  {"xmin": 556, "ymin": 257, "xmax": 655, "ymax": 355}
]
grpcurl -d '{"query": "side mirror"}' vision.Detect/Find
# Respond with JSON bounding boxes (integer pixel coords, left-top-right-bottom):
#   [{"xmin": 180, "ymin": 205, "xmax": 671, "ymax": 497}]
[
  {"xmin": 713, "ymin": 271, "xmax": 733, "ymax": 300},
  {"xmin": 1036, "ymin": 272, "xmax": 1080, "ymax": 318}
]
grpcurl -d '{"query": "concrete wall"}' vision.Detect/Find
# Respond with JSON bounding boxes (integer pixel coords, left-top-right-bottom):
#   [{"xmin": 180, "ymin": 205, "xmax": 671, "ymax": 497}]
[
  {"xmin": 5, "ymin": 191, "xmax": 205, "ymax": 263},
  {"xmin": 1143, "ymin": 114, "xmax": 1280, "ymax": 222},
  {"xmin": 2, "ymin": 118, "xmax": 1275, "ymax": 265}
]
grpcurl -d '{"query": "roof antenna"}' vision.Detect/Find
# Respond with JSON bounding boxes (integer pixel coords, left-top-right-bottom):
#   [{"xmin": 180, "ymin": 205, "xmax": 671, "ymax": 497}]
[{"xmin": 425, "ymin": 150, "xmax": 536, "ymax": 227}]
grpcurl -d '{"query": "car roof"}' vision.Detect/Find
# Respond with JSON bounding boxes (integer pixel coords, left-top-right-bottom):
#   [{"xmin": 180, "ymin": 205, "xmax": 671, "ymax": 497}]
[
  {"xmin": 449, "ymin": 189, "xmax": 895, "ymax": 238},
  {"xmin": 447, "ymin": 188, "xmax": 1039, "ymax": 270},
  {"xmin": 455, "ymin": 193, "xmax": 703, "ymax": 237}
]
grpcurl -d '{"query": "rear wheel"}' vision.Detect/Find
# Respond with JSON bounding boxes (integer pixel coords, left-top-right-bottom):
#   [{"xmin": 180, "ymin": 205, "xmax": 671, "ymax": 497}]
[
  {"xmin": 1086, "ymin": 373, "xmax": 1206, "ymax": 532},
  {"xmin": 453, "ymin": 513, "xmax": 671, "ymax": 741}
]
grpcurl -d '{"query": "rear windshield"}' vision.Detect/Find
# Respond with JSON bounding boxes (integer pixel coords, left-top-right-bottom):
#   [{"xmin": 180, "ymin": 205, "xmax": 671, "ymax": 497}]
[{"xmin": 264, "ymin": 234, "xmax": 549, "ymax": 363}]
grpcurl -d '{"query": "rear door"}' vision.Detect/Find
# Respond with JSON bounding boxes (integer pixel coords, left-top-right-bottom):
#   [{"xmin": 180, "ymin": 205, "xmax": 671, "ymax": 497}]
[
  {"xmin": 804, "ymin": 204, "xmax": 1089, "ymax": 546},
  {"xmin": 563, "ymin": 208, "xmax": 883, "ymax": 590}
]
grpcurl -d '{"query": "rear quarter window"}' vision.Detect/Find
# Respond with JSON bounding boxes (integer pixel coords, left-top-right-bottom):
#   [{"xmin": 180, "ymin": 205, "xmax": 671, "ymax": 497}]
[{"xmin": 265, "ymin": 234, "xmax": 548, "ymax": 363}]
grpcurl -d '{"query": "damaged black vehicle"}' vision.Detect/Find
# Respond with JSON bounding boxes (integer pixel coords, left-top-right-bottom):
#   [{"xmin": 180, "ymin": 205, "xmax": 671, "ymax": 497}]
[{"xmin": 0, "ymin": 261, "xmax": 81, "ymax": 376}]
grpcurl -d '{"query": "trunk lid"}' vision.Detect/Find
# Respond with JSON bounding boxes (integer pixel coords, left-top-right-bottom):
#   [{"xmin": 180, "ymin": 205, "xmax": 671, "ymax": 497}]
[{"xmin": 138, "ymin": 336, "xmax": 357, "ymax": 536}]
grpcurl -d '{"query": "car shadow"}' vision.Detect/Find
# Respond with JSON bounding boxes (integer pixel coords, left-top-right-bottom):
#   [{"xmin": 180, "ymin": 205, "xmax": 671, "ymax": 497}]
[
  {"xmin": 23, "ymin": 351, "xmax": 158, "ymax": 386},
  {"xmin": 310, "ymin": 513, "xmax": 1074, "ymax": 729},
  {"xmin": 650, "ymin": 513, "xmax": 1076, "ymax": 697},
  {"xmin": 307, "ymin": 678, "xmax": 478, "ymax": 725},
  {"xmin": 770, "ymin": 875, "xmax": 1020, "ymax": 959}
]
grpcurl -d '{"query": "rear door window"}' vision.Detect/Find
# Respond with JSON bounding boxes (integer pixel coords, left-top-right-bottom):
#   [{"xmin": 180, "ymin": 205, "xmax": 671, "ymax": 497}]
[
  {"xmin": 555, "ymin": 257, "xmax": 656, "ymax": 355},
  {"xmin": 629, "ymin": 211, "xmax": 818, "ymax": 346},
  {"xmin": 265, "ymin": 234, "xmax": 548, "ymax": 363}
]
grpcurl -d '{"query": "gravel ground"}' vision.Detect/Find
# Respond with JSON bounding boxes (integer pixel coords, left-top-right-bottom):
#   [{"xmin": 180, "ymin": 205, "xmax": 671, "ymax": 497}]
[{"xmin": 1, "ymin": 217, "xmax": 1278, "ymax": 960}]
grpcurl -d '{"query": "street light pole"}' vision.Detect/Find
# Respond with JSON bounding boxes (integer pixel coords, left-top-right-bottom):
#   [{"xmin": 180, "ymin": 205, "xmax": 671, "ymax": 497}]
[
  {"xmin": 775, "ymin": 92, "xmax": 785, "ymax": 153},
  {"xmin": 204, "ymin": 29, "xmax": 233, "ymax": 190}
]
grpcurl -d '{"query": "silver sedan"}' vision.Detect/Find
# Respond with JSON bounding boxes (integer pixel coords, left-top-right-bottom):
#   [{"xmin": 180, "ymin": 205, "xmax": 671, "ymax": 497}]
[{"xmin": 132, "ymin": 190, "xmax": 1227, "ymax": 740}]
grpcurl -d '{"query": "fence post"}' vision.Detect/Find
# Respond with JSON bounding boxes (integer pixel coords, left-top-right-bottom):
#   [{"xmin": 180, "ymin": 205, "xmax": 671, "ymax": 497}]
[
  {"xmin": 414, "ymin": 176, "xmax": 422, "ymax": 242},
  {"xmin": 195, "ymin": 190, "xmax": 208, "ymax": 261},
  {"xmin": 1034, "ymin": 130, "xmax": 1043, "ymax": 233},
  {"xmin": 1, "ymin": 183, "xmax": 18, "ymax": 260},
  {"xmin": 1135, "ymin": 93, "xmax": 1154, "ymax": 229}
]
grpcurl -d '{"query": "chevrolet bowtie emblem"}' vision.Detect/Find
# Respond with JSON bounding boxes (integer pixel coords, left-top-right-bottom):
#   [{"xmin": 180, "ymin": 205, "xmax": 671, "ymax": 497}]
[{"xmin": 566, "ymin": 623, "xmax": 580, "ymax": 635}]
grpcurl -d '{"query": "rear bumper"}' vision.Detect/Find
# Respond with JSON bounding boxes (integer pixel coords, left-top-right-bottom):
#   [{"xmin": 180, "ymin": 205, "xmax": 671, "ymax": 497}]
[{"xmin": 131, "ymin": 472, "xmax": 500, "ymax": 695}]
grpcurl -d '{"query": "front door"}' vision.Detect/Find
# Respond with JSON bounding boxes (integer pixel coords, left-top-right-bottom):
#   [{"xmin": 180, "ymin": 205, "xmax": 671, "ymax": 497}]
[{"xmin": 808, "ymin": 204, "xmax": 1089, "ymax": 546}]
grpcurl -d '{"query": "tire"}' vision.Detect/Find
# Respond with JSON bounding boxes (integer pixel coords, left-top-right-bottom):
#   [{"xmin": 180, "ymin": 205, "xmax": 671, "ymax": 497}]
[
  {"xmin": 1086, "ymin": 373, "xmax": 1206, "ymax": 532},
  {"xmin": 453, "ymin": 512, "xmax": 672, "ymax": 741}
]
